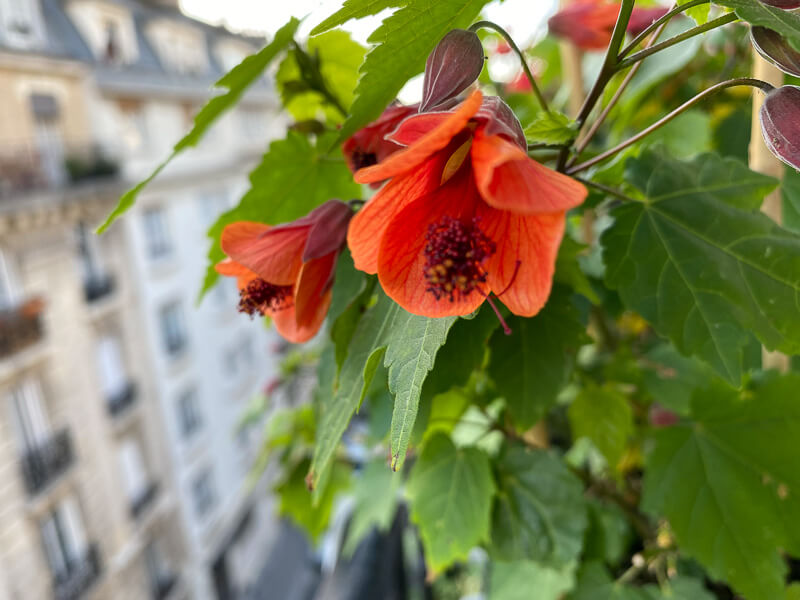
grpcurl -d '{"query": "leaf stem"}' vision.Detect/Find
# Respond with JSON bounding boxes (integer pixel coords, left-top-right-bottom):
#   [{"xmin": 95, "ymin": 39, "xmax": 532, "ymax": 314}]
[
  {"xmin": 469, "ymin": 20, "xmax": 550, "ymax": 113},
  {"xmin": 566, "ymin": 78, "xmax": 775, "ymax": 175},
  {"xmin": 618, "ymin": 0, "xmax": 710, "ymax": 59},
  {"xmin": 617, "ymin": 13, "xmax": 738, "ymax": 71},
  {"xmin": 574, "ymin": 177, "xmax": 637, "ymax": 204}
]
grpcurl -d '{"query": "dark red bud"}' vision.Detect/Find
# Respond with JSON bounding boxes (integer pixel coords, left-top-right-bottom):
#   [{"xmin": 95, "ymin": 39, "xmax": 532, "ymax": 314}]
[
  {"xmin": 302, "ymin": 200, "xmax": 354, "ymax": 261},
  {"xmin": 751, "ymin": 27, "xmax": 800, "ymax": 76},
  {"xmin": 758, "ymin": 0, "xmax": 800, "ymax": 8},
  {"xmin": 649, "ymin": 405, "xmax": 679, "ymax": 428},
  {"xmin": 760, "ymin": 85, "xmax": 800, "ymax": 170},
  {"xmin": 474, "ymin": 96, "xmax": 526, "ymax": 150},
  {"xmin": 420, "ymin": 29, "xmax": 485, "ymax": 112}
]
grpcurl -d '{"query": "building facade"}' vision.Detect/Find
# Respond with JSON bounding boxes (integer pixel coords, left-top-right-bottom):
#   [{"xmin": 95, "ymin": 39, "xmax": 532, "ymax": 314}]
[{"xmin": 0, "ymin": 1, "xmax": 283, "ymax": 598}]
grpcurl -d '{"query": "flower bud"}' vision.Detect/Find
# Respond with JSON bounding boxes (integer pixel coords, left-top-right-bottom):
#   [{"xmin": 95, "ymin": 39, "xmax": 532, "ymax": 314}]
[
  {"xmin": 751, "ymin": 27, "xmax": 800, "ymax": 76},
  {"xmin": 760, "ymin": 85, "xmax": 800, "ymax": 170},
  {"xmin": 302, "ymin": 200, "xmax": 354, "ymax": 262},
  {"xmin": 474, "ymin": 96, "xmax": 526, "ymax": 150},
  {"xmin": 758, "ymin": 0, "xmax": 800, "ymax": 8},
  {"xmin": 420, "ymin": 29, "xmax": 485, "ymax": 112}
]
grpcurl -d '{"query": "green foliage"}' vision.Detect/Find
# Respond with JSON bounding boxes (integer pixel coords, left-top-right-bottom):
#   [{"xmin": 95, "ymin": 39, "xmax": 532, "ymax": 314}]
[
  {"xmin": 571, "ymin": 562, "xmax": 714, "ymax": 600},
  {"xmin": 568, "ymin": 384, "xmax": 633, "ymax": 471},
  {"xmin": 98, "ymin": 18, "xmax": 299, "ymax": 233},
  {"xmin": 338, "ymin": 0, "xmax": 492, "ymax": 141},
  {"xmin": 642, "ymin": 374, "xmax": 800, "ymax": 599},
  {"xmin": 556, "ymin": 237, "xmax": 601, "ymax": 304},
  {"xmin": 490, "ymin": 560, "xmax": 576, "ymax": 600},
  {"xmin": 310, "ymin": 0, "xmax": 401, "ymax": 36},
  {"xmin": 201, "ymin": 131, "xmax": 360, "ymax": 295},
  {"xmin": 490, "ymin": 445, "xmax": 588, "ymax": 566},
  {"xmin": 714, "ymin": 0, "xmax": 800, "ymax": 51},
  {"xmin": 680, "ymin": 0, "xmax": 711, "ymax": 25},
  {"xmin": 602, "ymin": 149, "xmax": 799, "ymax": 385},
  {"xmin": 783, "ymin": 166, "xmax": 800, "ymax": 235},
  {"xmin": 524, "ymin": 110, "xmax": 578, "ymax": 145},
  {"xmin": 342, "ymin": 459, "xmax": 401, "ymax": 556},
  {"xmin": 489, "ymin": 288, "xmax": 588, "ymax": 429},
  {"xmin": 406, "ymin": 434, "xmax": 495, "ymax": 572}
]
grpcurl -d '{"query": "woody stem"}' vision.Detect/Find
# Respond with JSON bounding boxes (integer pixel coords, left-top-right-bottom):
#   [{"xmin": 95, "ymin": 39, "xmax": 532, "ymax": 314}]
[
  {"xmin": 469, "ymin": 20, "xmax": 550, "ymax": 114},
  {"xmin": 618, "ymin": 0, "xmax": 710, "ymax": 59},
  {"xmin": 566, "ymin": 78, "xmax": 775, "ymax": 175}
]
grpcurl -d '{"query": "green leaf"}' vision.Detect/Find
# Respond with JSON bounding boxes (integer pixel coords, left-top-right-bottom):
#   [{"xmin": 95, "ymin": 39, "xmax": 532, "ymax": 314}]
[
  {"xmin": 602, "ymin": 149, "xmax": 797, "ymax": 385},
  {"xmin": 642, "ymin": 374, "xmax": 800, "ymax": 600},
  {"xmin": 490, "ymin": 560, "xmax": 576, "ymax": 600},
  {"xmin": 679, "ymin": 0, "xmax": 710, "ymax": 25},
  {"xmin": 645, "ymin": 110, "xmax": 711, "ymax": 158},
  {"xmin": 714, "ymin": 0, "xmax": 800, "ymax": 52},
  {"xmin": 339, "ymin": 0, "xmax": 491, "ymax": 141},
  {"xmin": 489, "ymin": 288, "xmax": 588, "ymax": 429},
  {"xmin": 583, "ymin": 499, "xmax": 633, "ymax": 567},
  {"xmin": 524, "ymin": 110, "xmax": 578, "ymax": 145},
  {"xmin": 98, "ymin": 18, "xmax": 299, "ymax": 233},
  {"xmin": 310, "ymin": 0, "xmax": 401, "ymax": 36},
  {"xmin": 201, "ymin": 131, "xmax": 360, "ymax": 296},
  {"xmin": 342, "ymin": 459, "xmax": 401, "ymax": 556},
  {"xmin": 490, "ymin": 445, "xmax": 588, "ymax": 566},
  {"xmin": 568, "ymin": 384, "xmax": 633, "ymax": 471},
  {"xmin": 328, "ymin": 250, "xmax": 368, "ymax": 326},
  {"xmin": 310, "ymin": 291, "xmax": 455, "ymax": 487},
  {"xmin": 783, "ymin": 166, "xmax": 800, "ymax": 235},
  {"xmin": 642, "ymin": 343, "xmax": 716, "ymax": 416},
  {"xmin": 556, "ymin": 237, "xmax": 600, "ymax": 304},
  {"xmin": 406, "ymin": 433, "xmax": 495, "ymax": 572},
  {"xmin": 570, "ymin": 562, "xmax": 714, "ymax": 600}
]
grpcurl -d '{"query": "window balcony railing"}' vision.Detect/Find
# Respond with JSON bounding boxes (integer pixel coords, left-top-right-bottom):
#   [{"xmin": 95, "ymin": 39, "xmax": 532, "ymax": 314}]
[
  {"xmin": 0, "ymin": 297, "xmax": 45, "ymax": 360},
  {"xmin": 107, "ymin": 381, "xmax": 138, "ymax": 418},
  {"xmin": 84, "ymin": 274, "xmax": 115, "ymax": 304},
  {"xmin": 130, "ymin": 481, "xmax": 159, "ymax": 521},
  {"xmin": 52, "ymin": 544, "xmax": 101, "ymax": 600},
  {"xmin": 20, "ymin": 428, "xmax": 74, "ymax": 496},
  {"xmin": 152, "ymin": 573, "xmax": 178, "ymax": 600}
]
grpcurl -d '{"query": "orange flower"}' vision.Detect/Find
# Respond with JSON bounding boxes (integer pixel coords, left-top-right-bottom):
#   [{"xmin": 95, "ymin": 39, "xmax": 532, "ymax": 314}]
[
  {"xmin": 347, "ymin": 90, "xmax": 587, "ymax": 319},
  {"xmin": 215, "ymin": 200, "xmax": 353, "ymax": 343},
  {"xmin": 343, "ymin": 103, "xmax": 419, "ymax": 176}
]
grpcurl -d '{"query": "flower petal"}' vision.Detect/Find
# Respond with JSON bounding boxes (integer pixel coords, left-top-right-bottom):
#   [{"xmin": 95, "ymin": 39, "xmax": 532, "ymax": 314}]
[
  {"xmin": 294, "ymin": 252, "xmax": 337, "ymax": 328},
  {"xmin": 477, "ymin": 204, "xmax": 566, "ymax": 317},
  {"xmin": 215, "ymin": 258, "xmax": 257, "ymax": 289},
  {"xmin": 386, "ymin": 112, "xmax": 453, "ymax": 146},
  {"xmin": 220, "ymin": 221, "xmax": 308, "ymax": 285},
  {"xmin": 348, "ymin": 150, "xmax": 449, "ymax": 273},
  {"xmin": 303, "ymin": 200, "xmax": 353, "ymax": 261},
  {"xmin": 354, "ymin": 90, "xmax": 483, "ymax": 185},
  {"xmin": 271, "ymin": 288, "xmax": 331, "ymax": 344},
  {"xmin": 377, "ymin": 169, "xmax": 484, "ymax": 317},
  {"xmin": 471, "ymin": 129, "xmax": 587, "ymax": 215}
]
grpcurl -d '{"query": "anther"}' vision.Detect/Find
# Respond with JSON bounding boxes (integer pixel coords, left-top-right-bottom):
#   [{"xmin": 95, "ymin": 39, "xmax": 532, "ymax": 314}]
[{"xmin": 238, "ymin": 278, "xmax": 293, "ymax": 317}]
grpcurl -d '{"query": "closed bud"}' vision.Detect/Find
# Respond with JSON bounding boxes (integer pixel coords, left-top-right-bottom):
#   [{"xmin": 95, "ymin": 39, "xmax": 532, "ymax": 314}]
[
  {"xmin": 751, "ymin": 27, "xmax": 800, "ymax": 76},
  {"xmin": 420, "ymin": 29, "xmax": 484, "ymax": 112},
  {"xmin": 758, "ymin": 0, "xmax": 800, "ymax": 8},
  {"xmin": 760, "ymin": 85, "xmax": 800, "ymax": 170}
]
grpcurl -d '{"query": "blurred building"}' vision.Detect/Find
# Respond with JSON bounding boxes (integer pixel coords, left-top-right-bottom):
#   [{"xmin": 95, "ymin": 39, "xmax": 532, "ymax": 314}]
[{"xmin": 0, "ymin": 1, "xmax": 283, "ymax": 599}]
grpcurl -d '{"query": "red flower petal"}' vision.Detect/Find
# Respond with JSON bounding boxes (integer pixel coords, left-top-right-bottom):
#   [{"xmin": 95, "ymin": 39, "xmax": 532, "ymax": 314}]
[
  {"xmin": 294, "ymin": 252, "xmax": 337, "ymax": 328},
  {"xmin": 302, "ymin": 200, "xmax": 353, "ymax": 262},
  {"xmin": 354, "ymin": 90, "xmax": 483, "ymax": 185},
  {"xmin": 471, "ymin": 129, "xmax": 587, "ymax": 215},
  {"xmin": 477, "ymin": 204, "xmax": 566, "ymax": 317},
  {"xmin": 215, "ymin": 258, "xmax": 257, "ymax": 289},
  {"xmin": 220, "ymin": 221, "xmax": 308, "ymax": 285},
  {"xmin": 387, "ymin": 112, "xmax": 453, "ymax": 146}
]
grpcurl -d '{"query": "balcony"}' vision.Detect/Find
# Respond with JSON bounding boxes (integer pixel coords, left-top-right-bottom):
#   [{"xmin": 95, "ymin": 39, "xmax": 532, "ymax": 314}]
[
  {"xmin": 151, "ymin": 574, "xmax": 178, "ymax": 600},
  {"xmin": 20, "ymin": 428, "xmax": 74, "ymax": 496},
  {"xmin": 84, "ymin": 274, "xmax": 115, "ymax": 304},
  {"xmin": 107, "ymin": 381, "xmax": 138, "ymax": 418},
  {"xmin": 0, "ymin": 140, "xmax": 118, "ymax": 198},
  {"xmin": 130, "ymin": 481, "xmax": 160, "ymax": 520},
  {"xmin": 0, "ymin": 297, "xmax": 45, "ymax": 361},
  {"xmin": 52, "ymin": 544, "xmax": 101, "ymax": 600}
]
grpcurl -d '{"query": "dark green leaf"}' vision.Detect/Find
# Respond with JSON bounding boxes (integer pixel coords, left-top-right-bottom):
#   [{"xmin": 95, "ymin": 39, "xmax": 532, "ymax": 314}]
[
  {"xmin": 602, "ymin": 150, "xmax": 796, "ymax": 385},
  {"xmin": 490, "ymin": 560, "xmax": 575, "ymax": 600},
  {"xmin": 783, "ymin": 166, "xmax": 800, "ymax": 235},
  {"xmin": 568, "ymin": 384, "xmax": 633, "ymax": 471},
  {"xmin": 642, "ymin": 374, "xmax": 800, "ymax": 600},
  {"xmin": 98, "ymin": 18, "xmax": 299, "ymax": 233},
  {"xmin": 556, "ymin": 237, "xmax": 600, "ymax": 304},
  {"xmin": 642, "ymin": 344, "xmax": 716, "ymax": 416},
  {"xmin": 490, "ymin": 445, "xmax": 588, "ymax": 566},
  {"xmin": 714, "ymin": 0, "xmax": 800, "ymax": 52},
  {"xmin": 583, "ymin": 499, "xmax": 633, "ymax": 567},
  {"xmin": 310, "ymin": 0, "xmax": 401, "ymax": 36},
  {"xmin": 406, "ymin": 434, "xmax": 495, "ymax": 572}
]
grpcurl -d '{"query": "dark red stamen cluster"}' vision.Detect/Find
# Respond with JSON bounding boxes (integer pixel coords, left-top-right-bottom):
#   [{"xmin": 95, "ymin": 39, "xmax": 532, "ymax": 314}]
[
  {"xmin": 350, "ymin": 150, "xmax": 378, "ymax": 171},
  {"xmin": 238, "ymin": 278, "xmax": 292, "ymax": 317},
  {"xmin": 424, "ymin": 216, "xmax": 496, "ymax": 302}
]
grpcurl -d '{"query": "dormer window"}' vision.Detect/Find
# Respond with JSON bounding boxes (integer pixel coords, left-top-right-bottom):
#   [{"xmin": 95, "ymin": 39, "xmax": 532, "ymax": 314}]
[
  {"xmin": 104, "ymin": 20, "xmax": 120, "ymax": 63},
  {"xmin": 147, "ymin": 20, "xmax": 208, "ymax": 75},
  {"xmin": 0, "ymin": 0, "xmax": 44, "ymax": 49}
]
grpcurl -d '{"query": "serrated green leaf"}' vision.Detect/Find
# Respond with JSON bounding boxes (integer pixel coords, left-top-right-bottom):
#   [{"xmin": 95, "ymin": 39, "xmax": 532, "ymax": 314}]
[
  {"xmin": 200, "ymin": 131, "xmax": 360, "ymax": 296},
  {"xmin": 342, "ymin": 459, "xmax": 401, "ymax": 556},
  {"xmin": 490, "ymin": 560, "xmax": 576, "ymax": 600},
  {"xmin": 490, "ymin": 445, "xmax": 588, "ymax": 566},
  {"xmin": 642, "ymin": 343, "xmax": 716, "ymax": 416},
  {"xmin": 406, "ymin": 433, "xmax": 494, "ymax": 572},
  {"xmin": 98, "ymin": 18, "xmax": 299, "ymax": 233},
  {"xmin": 489, "ymin": 288, "xmax": 588, "ymax": 429},
  {"xmin": 310, "ymin": 0, "xmax": 401, "ymax": 36},
  {"xmin": 339, "ymin": 0, "xmax": 492, "ymax": 142},
  {"xmin": 642, "ymin": 374, "xmax": 800, "ymax": 600},
  {"xmin": 680, "ymin": 0, "xmax": 710, "ymax": 25},
  {"xmin": 602, "ymin": 149, "xmax": 799, "ymax": 385},
  {"xmin": 568, "ymin": 384, "xmax": 633, "ymax": 471},
  {"xmin": 524, "ymin": 111, "xmax": 578, "ymax": 145},
  {"xmin": 714, "ymin": 0, "xmax": 800, "ymax": 52}
]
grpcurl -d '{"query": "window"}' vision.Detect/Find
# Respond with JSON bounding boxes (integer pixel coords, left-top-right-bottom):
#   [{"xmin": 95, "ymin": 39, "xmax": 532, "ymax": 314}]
[
  {"xmin": 158, "ymin": 302, "xmax": 187, "ymax": 358},
  {"xmin": 10, "ymin": 378, "xmax": 50, "ymax": 452},
  {"xmin": 76, "ymin": 223, "xmax": 102, "ymax": 282},
  {"xmin": 103, "ymin": 20, "xmax": 121, "ymax": 63},
  {"xmin": 144, "ymin": 541, "xmax": 172, "ymax": 593},
  {"xmin": 177, "ymin": 387, "xmax": 202, "ymax": 439},
  {"xmin": 95, "ymin": 335, "xmax": 128, "ymax": 399},
  {"xmin": 142, "ymin": 207, "xmax": 172, "ymax": 260},
  {"xmin": 40, "ymin": 496, "xmax": 88, "ymax": 580},
  {"xmin": 118, "ymin": 99, "xmax": 148, "ymax": 152},
  {"xmin": 118, "ymin": 438, "xmax": 149, "ymax": 501},
  {"xmin": 191, "ymin": 469, "xmax": 216, "ymax": 519},
  {"xmin": 0, "ymin": 247, "xmax": 19, "ymax": 309},
  {"xmin": 0, "ymin": 0, "xmax": 44, "ymax": 48}
]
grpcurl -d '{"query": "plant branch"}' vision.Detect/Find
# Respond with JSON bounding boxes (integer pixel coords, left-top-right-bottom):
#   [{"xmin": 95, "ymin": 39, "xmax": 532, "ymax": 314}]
[
  {"xmin": 574, "ymin": 177, "xmax": 637, "ymax": 204},
  {"xmin": 618, "ymin": 0, "xmax": 710, "ymax": 59},
  {"xmin": 567, "ymin": 78, "xmax": 775, "ymax": 175},
  {"xmin": 617, "ymin": 13, "xmax": 738, "ymax": 71},
  {"xmin": 470, "ymin": 20, "xmax": 550, "ymax": 113}
]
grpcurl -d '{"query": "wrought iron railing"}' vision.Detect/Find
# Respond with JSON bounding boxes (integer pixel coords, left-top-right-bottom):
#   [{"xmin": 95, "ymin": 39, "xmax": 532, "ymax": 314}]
[{"xmin": 20, "ymin": 428, "xmax": 74, "ymax": 496}]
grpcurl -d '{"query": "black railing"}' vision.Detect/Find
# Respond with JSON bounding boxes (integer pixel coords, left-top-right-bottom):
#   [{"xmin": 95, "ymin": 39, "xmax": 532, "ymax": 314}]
[
  {"xmin": 0, "ymin": 298, "xmax": 44, "ymax": 360},
  {"xmin": 84, "ymin": 274, "xmax": 115, "ymax": 303},
  {"xmin": 20, "ymin": 428, "xmax": 74, "ymax": 496},
  {"xmin": 152, "ymin": 574, "xmax": 177, "ymax": 600},
  {"xmin": 107, "ymin": 382, "xmax": 137, "ymax": 418},
  {"xmin": 130, "ymin": 481, "xmax": 159, "ymax": 520},
  {"xmin": 52, "ymin": 544, "xmax": 101, "ymax": 600}
]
